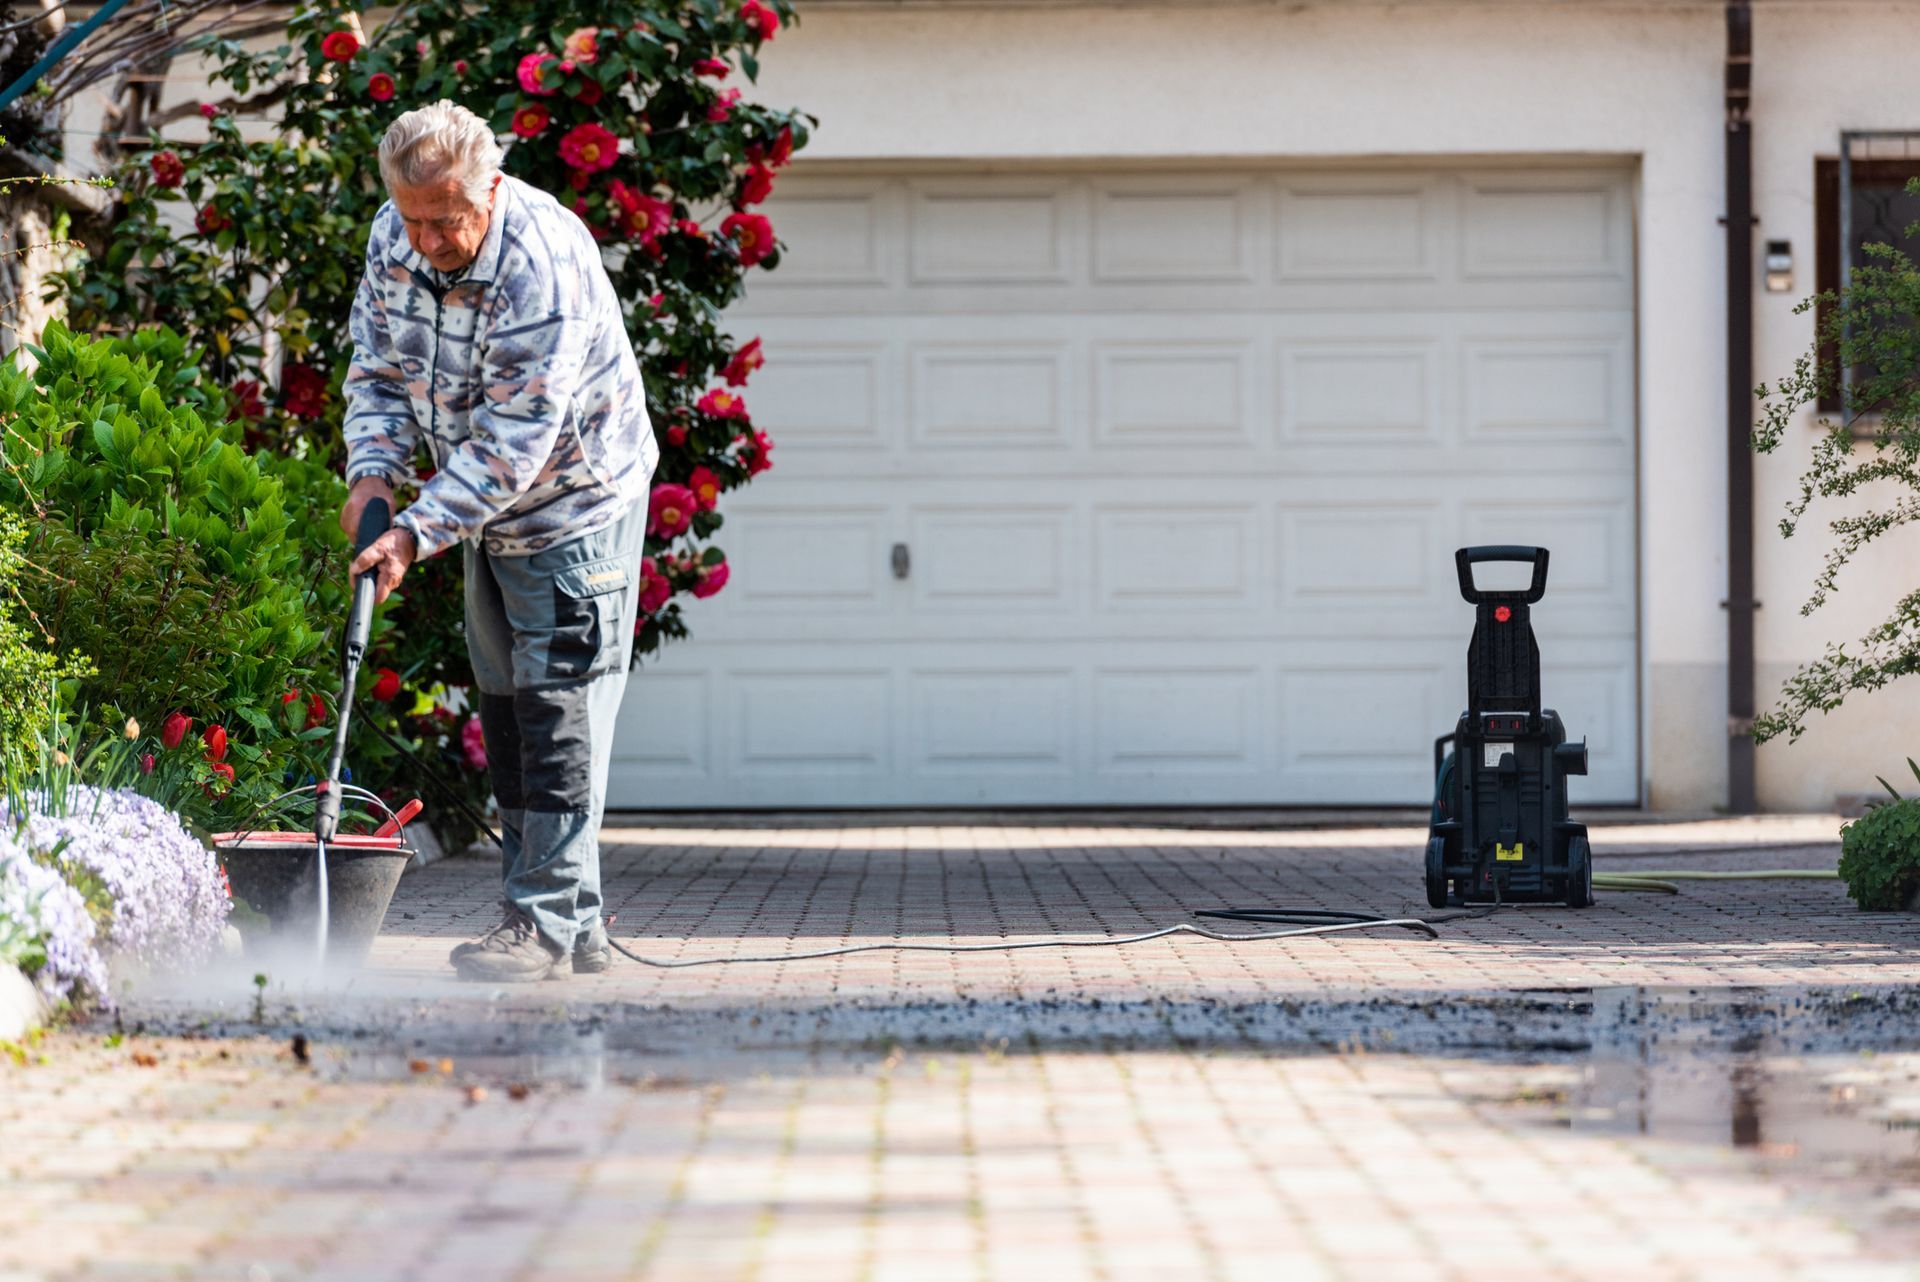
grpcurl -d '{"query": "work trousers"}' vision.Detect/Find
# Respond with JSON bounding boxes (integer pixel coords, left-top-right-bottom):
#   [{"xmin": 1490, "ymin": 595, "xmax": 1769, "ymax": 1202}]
[{"xmin": 463, "ymin": 501, "xmax": 645, "ymax": 955}]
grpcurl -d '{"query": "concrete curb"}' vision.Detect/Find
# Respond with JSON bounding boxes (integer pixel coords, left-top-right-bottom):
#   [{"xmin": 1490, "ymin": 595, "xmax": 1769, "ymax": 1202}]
[
  {"xmin": 404, "ymin": 823, "xmax": 446, "ymax": 873},
  {"xmin": 0, "ymin": 965, "xmax": 44, "ymax": 1041}
]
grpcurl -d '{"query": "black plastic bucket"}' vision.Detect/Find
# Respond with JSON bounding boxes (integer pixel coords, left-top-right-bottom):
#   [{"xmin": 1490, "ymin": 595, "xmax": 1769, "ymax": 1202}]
[{"xmin": 218, "ymin": 836, "xmax": 411, "ymax": 969}]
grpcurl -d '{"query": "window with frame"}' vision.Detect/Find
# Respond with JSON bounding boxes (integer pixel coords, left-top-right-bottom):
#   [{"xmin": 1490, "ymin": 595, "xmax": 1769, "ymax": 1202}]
[{"xmin": 1814, "ymin": 143, "xmax": 1920, "ymax": 413}]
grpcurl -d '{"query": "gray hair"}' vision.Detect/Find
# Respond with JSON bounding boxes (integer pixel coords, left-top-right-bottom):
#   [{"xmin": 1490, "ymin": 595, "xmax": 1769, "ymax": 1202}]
[{"xmin": 377, "ymin": 100, "xmax": 503, "ymax": 206}]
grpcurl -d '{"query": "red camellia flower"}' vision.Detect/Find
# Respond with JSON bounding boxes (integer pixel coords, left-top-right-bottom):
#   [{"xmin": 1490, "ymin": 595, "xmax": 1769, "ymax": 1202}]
[
  {"xmin": 195, "ymin": 203, "xmax": 230, "ymax": 236},
  {"xmin": 707, "ymin": 87, "xmax": 741, "ymax": 123},
  {"xmin": 149, "ymin": 150, "xmax": 185, "ymax": 188},
  {"xmin": 649, "ymin": 483, "xmax": 697, "ymax": 538},
  {"xmin": 688, "ymin": 466, "xmax": 721, "ymax": 511},
  {"xmin": 461, "ymin": 717, "xmax": 487, "ymax": 771},
  {"xmin": 517, "ymin": 51, "xmax": 559, "ymax": 96},
  {"xmin": 512, "ymin": 104, "xmax": 550, "ymax": 138},
  {"xmin": 665, "ymin": 424, "xmax": 688, "ymax": 447},
  {"xmin": 321, "ymin": 30, "xmax": 361, "ymax": 62},
  {"xmin": 281, "ymin": 363, "xmax": 328, "ymax": 418},
  {"xmin": 747, "ymin": 126, "xmax": 795, "ymax": 170},
  {"xmin": 741, "ymin": 0, "xmax": 780, "ymax": 41},
  {"xmin": 453, "ymin": 58, "xmax": 469, "ymax": 76},
  {"xmin": 721, "ymin": 212, "xmax": 775, "ymax": 267},
  {"xmin": 368, "ymin": 72, "xmax": 397, "ymax": 102},
  {"xmin": 558, "ymin": 122, "xmax": 619, "ymax": 172},
  {"xmin": 693, "ymin": 560, "xmax": 730, "ymax": 599},
  {"xmin": 199, "ymin": 102, "xmax": 222, "ymax": 119},
  {"xmin": 575, "ymin": 79, "xmax": 603, "ymax": 107},
  {"xmin": 737, "ymin": 429, "xmax": 775, "ymax": 476},
  {"xmin": 370, "ymin": 667, "xmax": 402, "ymax": 702},
  {"xmin": 607, "ymin": 180, "xmax": 673, "ymax": 242},
  {"xmin": 306, "ymin": 693, "xmax": 328, "ymax": 730},
  {"xmin": 736, "ymin": 163, "xmax": 775, "ymax": 209},
  {"xmin": 696, "ymin": 388, "xmax": 749, "ymax": 420},
  {"xmin": 676, "ymin": 218, "xmax": 705, "ymax": 239},
  {"xmin": 201, "ymin": 724, "xmax": 228, "ymax": 762},
  {"xmin": 160, "ymin": 711, "xmax": 191, "ymax": 749},
  {"xmin": 722, "ymin": 338, "xmax": 765, "ymax": 387},
  {"xmin": 637, "ymin": 557, "xmax": 673, "ymax": 616},
  {"xmin": 694, "ymin": 57, "xmax": 730, "ymax": 77},
  {"xmin": 566, "ymin": 169, "xmax": 591, "ymax": 192}
]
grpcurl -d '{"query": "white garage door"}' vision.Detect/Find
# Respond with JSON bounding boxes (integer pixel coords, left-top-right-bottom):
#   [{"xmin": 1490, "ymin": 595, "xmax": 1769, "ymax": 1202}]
[{"xmin": 612, "ymin": 162, "xmax": 1640, "ymax": 808}]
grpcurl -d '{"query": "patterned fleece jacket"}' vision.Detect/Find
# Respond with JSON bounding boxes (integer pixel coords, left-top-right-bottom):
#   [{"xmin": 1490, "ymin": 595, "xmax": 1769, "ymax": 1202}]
[{"xmin": 342, "ymin": 174, "xmax": 657, "ymax": 560}]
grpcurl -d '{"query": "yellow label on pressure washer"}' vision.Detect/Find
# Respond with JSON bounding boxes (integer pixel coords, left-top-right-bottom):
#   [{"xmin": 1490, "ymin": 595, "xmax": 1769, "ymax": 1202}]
[{"xmin": 1495, "ymin": 842, "xmax": 1525, "ymax": 862}]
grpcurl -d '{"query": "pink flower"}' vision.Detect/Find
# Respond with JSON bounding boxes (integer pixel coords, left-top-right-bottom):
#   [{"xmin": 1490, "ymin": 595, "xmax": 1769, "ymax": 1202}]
[
  {"xmin": 693, "ymin": 560, "xmax": 730, "ymax": 599},
  {"xmin": 741, "ymin": 0, "xmax": 780, "ymax": 41},
  {"xmin": 706, "ymin": 87, "xmax": 741, "ymax": 123},
  {"xmin": 648, "ymin": 293, "xmax": 665, "ymax": 311},
  {"xmin": 453, "ymin": 58, "xmax": 469, "ymax": 76},
  {"xmin": 722, "ymin": 337, "xmax": 764, "ymax": 387},
  {"xmin": 517, "ymin": 51, "xmax": 559, "ymax": 96},
  {"xmin": 676, "ymin": 218, "xmax": 705, "ymax": 239},
  {"xmin": 512, "ymin": 103, "xmax": 550, "ymax": 138},
  {"xmin": 415, "ymin": 39, "xmax": 430, "ymax": 56},
  {"xmin": 665, "ymin": 424, "xmax": 688, "ymax": 447},
  {"xmin": 697, "ymin": 388, "xmax": 748, "ymax": 420},
  {"xmin": 149, "ymin": 150, "xmax": 185, "ymax": 188},
  {"xmin": 558, "ymin": 122, "xmax": 619, "ymax": 172},
  {"xmin": 199, "ymin": 102, "xmax": 222, "ymax": 119},
  {"xmin": 649, "ymin": 483, "xmax": 697, "ymax": 538},
  {"xmin": 688, "ymin": 466, "xmax": 721, "ymax": 511},
  {"xmin": 694, "ymin": 57, "xmax": 730, "ymax": 78},
  {"xmin": 607, "ymin": 180, "xmax": 673, "ymax": 242},
  {"xmin": 638, "ymin": 558, "xmax": 673, "ymax": 615},
  {"xmin": 563, "ymin": 27, "xmax": 600, "ymax": 64},
  {"xmin": 720, "ymin": 211, "xmax": 775, "ymax": 266},
  {"xmin": 736, "ymin": 163, "xmax": 774, "ymax": 208},
  {"xmin": 575, "ymin": 79, "xmax": 603, "ymax": 106},
  {"xmin": 321, "ymin": 30, "xmax": 360, "ymax": 62},
  {"xmin": 461, "ymin": 717, "xmax": 487, "ymax": 771},
  {"xmin": 140, "ymin": 753, "xmax": 155, "ymax": 776},
  {"xmin": 368, "ymin": 72, "xmax": 396, "ymax": 102}
]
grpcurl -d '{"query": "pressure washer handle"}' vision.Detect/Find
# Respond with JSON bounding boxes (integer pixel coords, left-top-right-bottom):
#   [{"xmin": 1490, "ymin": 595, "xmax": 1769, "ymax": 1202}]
[
  {"xmin": 1455, "ymin": 545, "xmax": 1550, "ymax": 605},
  {"xmin": 345, "ymin": 498, "xmax": 390, "ymax": 659}
]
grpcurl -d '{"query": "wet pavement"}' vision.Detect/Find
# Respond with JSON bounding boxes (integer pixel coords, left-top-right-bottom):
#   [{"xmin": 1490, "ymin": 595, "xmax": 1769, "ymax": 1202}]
[{"xmin": 7, "ymin": 816, "xmax": 1920, "ymax": 1281}]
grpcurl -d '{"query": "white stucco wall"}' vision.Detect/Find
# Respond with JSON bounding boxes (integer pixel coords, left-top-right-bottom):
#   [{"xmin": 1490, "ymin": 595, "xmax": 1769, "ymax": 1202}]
[{"xmin": 747, "ymin": 0, "xmax": 1920, "ymax": 810}]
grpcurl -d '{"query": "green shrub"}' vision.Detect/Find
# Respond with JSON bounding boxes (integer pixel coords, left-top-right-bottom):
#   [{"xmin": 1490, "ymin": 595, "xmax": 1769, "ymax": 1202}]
[
  {"xmin": 0, "ymin": 322, "xmax": 332, "ymax": 822},
  {"xmin": 0, "ymin": 511, "xmax": 92, "ymax": 772},
  {"xmin": 1836, "ymin": 759, "xmax": 1920, "ymax": 910}
]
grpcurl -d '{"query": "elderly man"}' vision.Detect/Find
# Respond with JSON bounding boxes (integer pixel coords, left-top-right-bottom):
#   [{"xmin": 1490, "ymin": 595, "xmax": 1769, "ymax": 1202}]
[{"xmin": 342, "ymin": 100, "xmax": 657, "ymax": 982}]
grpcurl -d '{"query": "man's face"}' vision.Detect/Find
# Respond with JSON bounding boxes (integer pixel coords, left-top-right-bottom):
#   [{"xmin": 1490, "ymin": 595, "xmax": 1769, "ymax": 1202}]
[{"xmin": 391, "ymin": 174, "xmax": 498, "ymax": 274}]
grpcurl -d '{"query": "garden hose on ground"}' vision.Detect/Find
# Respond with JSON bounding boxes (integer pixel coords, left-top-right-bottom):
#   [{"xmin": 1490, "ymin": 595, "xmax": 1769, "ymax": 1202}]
[{"xmin": 1594, "ymin": 868, "xmax": 1841, "ymax": 894}]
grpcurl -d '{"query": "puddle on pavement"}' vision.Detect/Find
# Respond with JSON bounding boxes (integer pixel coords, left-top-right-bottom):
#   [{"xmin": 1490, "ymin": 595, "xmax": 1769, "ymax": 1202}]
[{"xmin": 1550, "ymin": 987, "xmax": 1920, "ymax": 1178}]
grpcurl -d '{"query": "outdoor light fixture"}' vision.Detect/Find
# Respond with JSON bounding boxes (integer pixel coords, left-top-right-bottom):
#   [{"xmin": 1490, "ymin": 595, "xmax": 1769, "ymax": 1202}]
[{"xmin": 1764, "ymin": 239, "xmax": 1793, "ymax": 293}]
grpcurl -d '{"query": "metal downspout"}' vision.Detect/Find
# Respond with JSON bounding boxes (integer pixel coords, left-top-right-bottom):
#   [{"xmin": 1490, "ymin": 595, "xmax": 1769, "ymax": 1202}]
[{"xmin": 1725, "ymin": 0, "xmax": 1758, "ymax": 813}]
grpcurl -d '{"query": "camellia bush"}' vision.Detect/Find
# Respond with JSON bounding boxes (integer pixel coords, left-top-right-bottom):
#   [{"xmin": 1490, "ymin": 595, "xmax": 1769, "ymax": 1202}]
[{"xmin": 62, "ymin": 0, "xmax": 806, "ymax": 662}]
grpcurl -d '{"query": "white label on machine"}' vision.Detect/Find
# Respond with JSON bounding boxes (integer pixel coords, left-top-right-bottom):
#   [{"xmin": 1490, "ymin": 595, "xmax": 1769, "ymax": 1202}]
[{"xmin": 1484, "ymin": 742, "xmax": 1514, "ymax": 769}]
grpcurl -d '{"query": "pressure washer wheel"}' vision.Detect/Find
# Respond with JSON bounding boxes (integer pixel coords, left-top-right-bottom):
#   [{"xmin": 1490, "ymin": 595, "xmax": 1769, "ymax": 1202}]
[
  {"xmin": 1425, "ymin": 837, "xmax": 1450, "ymax": 909},
  {"xmin": 1565, "ymin": 836, "xmax": 1594, "ymax": 909}
]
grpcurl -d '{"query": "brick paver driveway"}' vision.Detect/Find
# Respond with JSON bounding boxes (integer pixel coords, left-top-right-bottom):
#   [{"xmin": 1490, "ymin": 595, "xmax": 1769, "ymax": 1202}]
[{"xmin": 6, "ymin": 816, "xmax": 1920, "ymax": 1282}]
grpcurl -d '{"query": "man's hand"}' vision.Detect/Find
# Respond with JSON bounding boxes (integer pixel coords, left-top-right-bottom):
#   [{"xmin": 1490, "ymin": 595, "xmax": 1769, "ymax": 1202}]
[
  {"xmin": 340, "ymin": 476, "xmax": 395, "ymax": 539},
  {"xmin": 349, "ymin": 527, "xmax": 416, "ymax": 605}
]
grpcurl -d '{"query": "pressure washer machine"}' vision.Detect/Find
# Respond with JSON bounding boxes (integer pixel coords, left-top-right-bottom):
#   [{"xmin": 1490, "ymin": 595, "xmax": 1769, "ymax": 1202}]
[{"xmin": 1425, "ymin": 546, "xmax": 1593, "ymax": 909}]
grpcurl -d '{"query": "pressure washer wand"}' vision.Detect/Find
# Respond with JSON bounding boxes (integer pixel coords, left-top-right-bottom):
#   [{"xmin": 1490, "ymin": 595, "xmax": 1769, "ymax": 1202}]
[{"xmin": 311, "ymin": 498, "xmax": 390, "ymax": 961}]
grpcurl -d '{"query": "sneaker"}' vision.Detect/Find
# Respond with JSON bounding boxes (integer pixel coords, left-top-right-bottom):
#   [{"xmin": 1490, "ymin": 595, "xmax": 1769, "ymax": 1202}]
[
  {"xmin": 573, "ymin": 929, "xmax": 613, "ymax": 974},
  {"xmin": 451, "ymin": 912, "xmax": 564, "ymax": 982},
  {"xmin": 448, "ymin": 901, "xmax": 517, "ymax": 966}
]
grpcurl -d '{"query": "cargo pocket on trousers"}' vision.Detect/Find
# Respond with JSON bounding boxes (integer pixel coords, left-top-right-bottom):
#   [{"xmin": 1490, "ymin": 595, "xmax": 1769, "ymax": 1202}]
[{"xmin": 547, "ymin": 556, "xmax": 631, "ymax": 680}]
